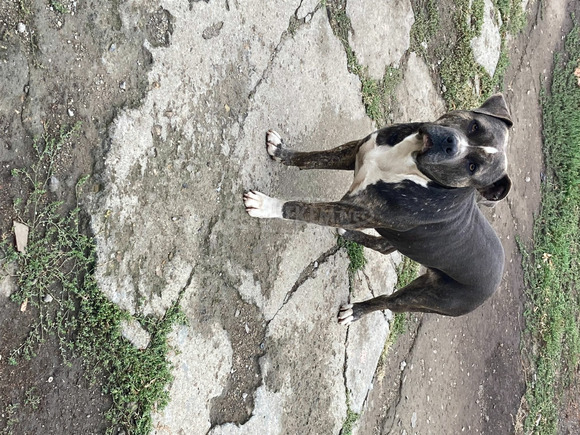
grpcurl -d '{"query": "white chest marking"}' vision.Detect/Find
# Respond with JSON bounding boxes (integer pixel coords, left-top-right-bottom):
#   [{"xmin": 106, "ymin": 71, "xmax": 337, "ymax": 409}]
[{"xmin": 348, "ymin": 133, "xmax": 430, "ymax": 196}]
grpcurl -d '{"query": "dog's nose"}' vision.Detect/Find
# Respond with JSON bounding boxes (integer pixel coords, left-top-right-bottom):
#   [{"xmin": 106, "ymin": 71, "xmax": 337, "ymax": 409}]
[{"xmin": 444, "ymin": 135, "xmax": 457, "ymax": 155}]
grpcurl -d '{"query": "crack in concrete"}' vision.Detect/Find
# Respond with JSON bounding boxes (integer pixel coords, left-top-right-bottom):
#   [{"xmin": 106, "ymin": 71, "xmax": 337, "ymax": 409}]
[
  {"xmin": 382, "ymin": 316, "xmax": 424, "ymax": 433},
  {"xmin": 247, "ymin": 0, "xmax": 322, "ymax": 102},
  {"xmin": 362, "ymin": 269, "xmax": 377, "ymax": 298},
  {"xmin": 206, "ymin": 244, "xmax": 342, "ymax": 433},
  {"xmin": 339, "ymin": 323, "xmax": 351, "ymax": 435},
  {"xmin": 267, "ymin": 244, "xmax": 341, "ymax": 324}
]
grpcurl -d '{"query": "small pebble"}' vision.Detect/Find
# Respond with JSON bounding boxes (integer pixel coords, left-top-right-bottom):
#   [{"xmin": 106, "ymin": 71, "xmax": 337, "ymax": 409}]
[
  {"xmin": 48, "ymin": 176, "xmax": 60, "ymax": 192},
  {"xmin": 525, "ymin": 176, "xmax": 531, "ymax": 182},
  {"xmin": 43, "ymin": 294, "xmax": 53, "ymax": 303},
  {"xmin": 17, "ymin": 23, "xmax": 26, "ymax": 33},
  {"xmin": 119, "ymin": 81, "xmax": 126, "ymax": 91},
  {"xmin": 47, "ymin": 376, "xmax": 54, "ymax": 383},
  {"xmin": 68, "ymin": 108, "xmax": 74, "ymax": 117}
]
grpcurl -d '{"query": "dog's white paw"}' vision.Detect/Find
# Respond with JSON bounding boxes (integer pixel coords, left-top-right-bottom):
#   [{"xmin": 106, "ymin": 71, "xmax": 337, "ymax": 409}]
[
  {"xmin": 266, "ymin": 129, "xmax": 283, "ymax": 161},
  {"xmin": 243, "ymin": 190, "xmax": 284, "ymax": 219},
  {"xmin": 337, "ymin": 303, "xmax": 354, "ymax": 325}
]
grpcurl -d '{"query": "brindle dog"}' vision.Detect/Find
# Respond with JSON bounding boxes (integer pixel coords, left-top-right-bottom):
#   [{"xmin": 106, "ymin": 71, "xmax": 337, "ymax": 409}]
[{"xmin": 243, "ymin": 94, "xmax": 512, "ymax": 325}]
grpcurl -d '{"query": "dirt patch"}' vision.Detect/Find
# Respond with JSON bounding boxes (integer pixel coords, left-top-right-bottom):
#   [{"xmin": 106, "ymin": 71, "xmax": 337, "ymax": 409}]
[{"xmin": 0, "ymin": 0, "xmax": 170, "ymax": 432}]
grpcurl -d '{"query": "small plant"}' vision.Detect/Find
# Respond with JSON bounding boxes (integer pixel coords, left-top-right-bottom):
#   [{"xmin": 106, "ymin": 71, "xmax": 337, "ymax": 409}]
[
  {"xmin": 1, "ymin": 403, "xmax": 20, "ymax": 434},
  {"xmin": 24, "ymin": 388, "xmax": 40, "ymax": 410},
  {"xmin": 338, "ymin": 236, "xmax": 367, "ymax": 274},
  {"xmin": 380, "ymin": 258, "xmax": 419, "ymax": 353},
  {"xmin": 1, "ymin": 123, "xmax": 186, "ymax": 434},
  {"xmin": 50, "ymin": 1, "xmax": 69, "ymax": 14},
  {"xmin": 340, "ymin": 392, "xmax": 360, "ymax": 435},
  {"xmin": 326, "ymin": 0, "xmax": 401, "ymax": 125}
]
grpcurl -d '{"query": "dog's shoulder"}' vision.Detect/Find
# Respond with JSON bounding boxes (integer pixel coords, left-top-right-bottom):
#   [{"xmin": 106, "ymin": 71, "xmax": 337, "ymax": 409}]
[{"xmin": 375, "ymin": 122, "xmax": 424, "ymax": 147}]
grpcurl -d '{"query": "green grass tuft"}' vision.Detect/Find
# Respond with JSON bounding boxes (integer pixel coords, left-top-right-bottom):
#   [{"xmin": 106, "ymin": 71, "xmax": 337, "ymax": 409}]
[
  {"xmin": 438, "ymin": 0, "xmax": 524, "ymax": 110},
  {"xmin": 337, "ymin": 236, "xmax": 367, "ymax": 274},
  {"xmin": 519, "ymin": 21, "xmax": 580, "ymax": 434},
  {"xmin": 341, "ymin": 395, "xmax": 360, "ymax": 435},
  {"xmin": 1, "ymin": 124, "xmax": 186, "ymax": 434},
  {"xmin": 326, "ymin": 0, "xmax": 401, "ymax": 125},
  {"xmin": 410, "ymin": 0, "xmax": 440, "ymax": 55}
]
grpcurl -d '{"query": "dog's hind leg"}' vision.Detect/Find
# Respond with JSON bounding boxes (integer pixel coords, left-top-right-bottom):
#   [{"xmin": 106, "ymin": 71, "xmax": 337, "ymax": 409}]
[
  {"xmin": 339, "ymin": 229, "xmax": 396, "ymax": 255},
  {"xmin": 338, "ymin": 269, "xmax": 489, "ymax": 324},
  {"xmin": 265, "ymin": 129, "xmax": 362, "ymax": 170}
]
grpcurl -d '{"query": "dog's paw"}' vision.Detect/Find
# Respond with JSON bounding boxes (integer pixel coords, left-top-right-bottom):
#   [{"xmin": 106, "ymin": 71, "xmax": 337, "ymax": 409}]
[
  {"xmin": 337, "ymin": 303, "xmax": 355, "ymax": 325},
  {"xmin": 243, "ymin": 190, "xmax": 284, "ymax": 219},
  {"xmin": 266, "ymin": 130, "xmax": 285, "ymax": 161}
]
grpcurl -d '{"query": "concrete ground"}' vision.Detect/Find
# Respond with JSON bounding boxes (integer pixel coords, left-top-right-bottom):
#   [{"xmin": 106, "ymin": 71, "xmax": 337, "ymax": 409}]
[{"xmin": 83, "ymin": 1, "xmax": 492, "ymax": 433}]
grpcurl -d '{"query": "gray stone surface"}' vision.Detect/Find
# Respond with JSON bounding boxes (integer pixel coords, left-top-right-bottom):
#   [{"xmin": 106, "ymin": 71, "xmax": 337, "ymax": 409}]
[
  {"xmin": 470, "ymin": 0, "xmax": 502, "ymax": 76},
  {"xmin": 82, "ymin": 0, "xmax": 502, "ymax": 432},
  {"xmin": 346, "ymin": 246, "xmax": 402, "ymax": 414},
  {"xmin": 0, "ymin": 264, "xmax": 16, "ymax": 300},
  {"xmin": 393, "ymin": 52, "xmax": 446, "ymax": 122},
  {"xmin": 347, "ymin": 0, "xmax": 415, "ymax": 79},
  {"xmin": 119, "ymin": 318, "xmax": 151, "ymax": 350},
  {"xmin": 154, "ymin": 321, "xmax": 233, "ymax": 434}
]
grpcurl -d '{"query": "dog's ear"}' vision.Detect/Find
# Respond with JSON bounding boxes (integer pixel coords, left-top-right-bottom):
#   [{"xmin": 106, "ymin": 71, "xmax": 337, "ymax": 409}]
[
  {"xmin": 478, "ymin": 174, "xmax": 512, "ymax": 202},
  {"xmin": 473, "ymin": 94, "xmax": 513, "ymax": 127}
]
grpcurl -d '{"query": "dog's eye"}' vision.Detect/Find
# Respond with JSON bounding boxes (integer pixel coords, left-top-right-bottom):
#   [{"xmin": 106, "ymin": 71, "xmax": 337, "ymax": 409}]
[
  {"xmin": 469, "ymin": 163, "xmax": 477, "ymax": 173},
  {"xmin": 470, "ymin": 121, "xmax": 479, "ymax": 133}
]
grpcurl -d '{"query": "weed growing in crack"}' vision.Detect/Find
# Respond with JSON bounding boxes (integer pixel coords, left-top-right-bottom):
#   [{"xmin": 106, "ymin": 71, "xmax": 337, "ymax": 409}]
[
  {"xmin": 49, "ymin": 0, "xmax": 70, "ymax": 14},
  {"xmin": 377, "ymin": 258, "xmax": 420, "ymax": 363},
  {"xmin": 437, "ymin": 0, "xmax": 524, "ymax": 109},
  {"xmin": 409, "ymin": 0, "xmax": 440, "ymax": 55},
  {"xmin": 338, "ymin": 236, "xmax": 366, "ymax": 274},
  {"xmin": 0, "ymin": 124, "xmax": 186, "ymax": 434},
  {"xmin": 341, "ymin": 399, "xmax": 360, "ymax": 435},
  {"xmin": 326, "ymin": 0, "xmax": 401, "ymax": 125}
]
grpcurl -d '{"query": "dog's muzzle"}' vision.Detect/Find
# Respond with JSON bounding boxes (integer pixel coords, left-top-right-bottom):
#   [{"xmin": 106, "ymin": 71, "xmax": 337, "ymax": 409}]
[{"xmin": 419, "ymin": 125, "xmax": 460, "ymax": 157}]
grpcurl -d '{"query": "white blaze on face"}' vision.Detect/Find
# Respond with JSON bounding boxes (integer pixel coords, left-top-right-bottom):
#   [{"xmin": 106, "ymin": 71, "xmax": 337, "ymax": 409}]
[{"xmin": 480, "ymin": 146, "xmax": 499, "ymax": 154}]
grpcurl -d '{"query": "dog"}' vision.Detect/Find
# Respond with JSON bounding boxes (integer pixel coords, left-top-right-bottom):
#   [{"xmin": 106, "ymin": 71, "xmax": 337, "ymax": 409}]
[{"xmin": 243, "ymin": 94, "xmax": 512, "ymax": 325}]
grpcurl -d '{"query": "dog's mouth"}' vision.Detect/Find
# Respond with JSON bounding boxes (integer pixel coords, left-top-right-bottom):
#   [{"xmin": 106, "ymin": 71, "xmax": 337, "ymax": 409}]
[{"xmin": 420, "ymin": 133, "xmax": 433, "ymax": 153}]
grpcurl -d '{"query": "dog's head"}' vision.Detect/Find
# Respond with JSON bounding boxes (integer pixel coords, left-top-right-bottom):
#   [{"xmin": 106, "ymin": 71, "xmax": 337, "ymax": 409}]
[{"xmin": 415, "ymin": 94, "xmax": 512, "ymax": 202}]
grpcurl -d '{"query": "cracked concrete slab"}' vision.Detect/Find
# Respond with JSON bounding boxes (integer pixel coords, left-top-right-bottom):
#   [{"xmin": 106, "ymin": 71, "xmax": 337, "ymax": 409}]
[
  {"xmin": 154, "ymin": 321, "xmax": 233, "ymax": 434},
  {"xmin": 346, "ymin": 246, "xmax": 401, "ymax": 414},
  {"xmin": 347, "ymin": 0, "xmax": 415, "ymax": 78},
  {"xmin": 254, "ymin": 256, "xmax": 351, "ymax": 434},
  {"xmin": 78, "ymin": 0, "xmax": 476, "ymax": 430},
  {"xmin": 393, "ymin": 52, "xmax": 446, "ymax": 122},
  {"xmin": 470, "ymin": 0, "xmax": 502, "ymax": 76},
  {"xmin": 87, "ymin": 1, "xmax": 407, "ymax": 432}
]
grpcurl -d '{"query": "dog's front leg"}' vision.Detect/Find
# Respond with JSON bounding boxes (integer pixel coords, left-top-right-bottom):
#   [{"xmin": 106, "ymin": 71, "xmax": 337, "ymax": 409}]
[{"xmin": 243, "ymin": 190, "xmax": 381, "ymax": 229}]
